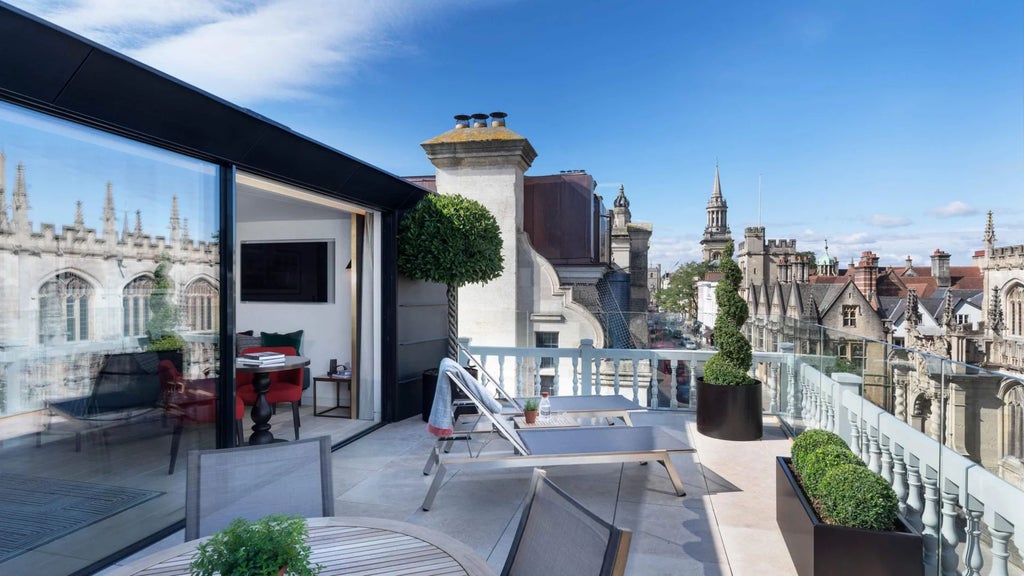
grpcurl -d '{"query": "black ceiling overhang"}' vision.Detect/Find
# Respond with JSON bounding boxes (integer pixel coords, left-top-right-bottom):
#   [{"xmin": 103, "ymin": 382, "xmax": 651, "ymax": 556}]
[{"xmin": 0, "ymin": 3, "xmax": 428, "ymax": 212}]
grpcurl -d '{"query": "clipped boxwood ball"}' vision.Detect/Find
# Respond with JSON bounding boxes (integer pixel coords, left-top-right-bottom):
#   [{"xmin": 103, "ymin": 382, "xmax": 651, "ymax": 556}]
[
  {"xmin": 791, "ymin": 429, "xmax": 849, "ymax": 474},
  {"xmin": 817, "ymin": 463, "xmax": 898, "ymax": 531},
  {"xmin": 800, "ymin": 444, "xmax": 865, "ymax": 500}
]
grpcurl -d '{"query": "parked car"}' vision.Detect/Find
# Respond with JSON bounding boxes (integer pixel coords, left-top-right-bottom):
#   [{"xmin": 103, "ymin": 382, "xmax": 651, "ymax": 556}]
[{"xmin": 681, "ymin": 337, "xmax": 699, "ymax": 350}]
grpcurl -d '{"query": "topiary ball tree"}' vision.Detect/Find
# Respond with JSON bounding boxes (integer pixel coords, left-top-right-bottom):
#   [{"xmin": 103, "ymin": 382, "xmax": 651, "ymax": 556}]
[
  {"xmin": 817, "ymin": 463, "xmax": 899, "ymax": 531},
  {"xmin": 397, "ymin": 193, "xmax": 503, "ymax": 360},
  {"xmin": 798, "ymin": 444, "xmax": 866, "ymax": 501},
  {"xmin": 790, "ymin": 429, "xmax": 849, "ymax": 473},
  {"xmin": 702, "ymin": 241, "xmax": 756, "ymax": 385}
]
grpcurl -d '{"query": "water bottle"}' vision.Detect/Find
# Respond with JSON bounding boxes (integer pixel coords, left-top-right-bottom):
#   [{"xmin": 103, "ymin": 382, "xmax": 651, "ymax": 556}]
[{"xmin": 538, "ymin": 391, "xmax": 551, "ymax": 421}]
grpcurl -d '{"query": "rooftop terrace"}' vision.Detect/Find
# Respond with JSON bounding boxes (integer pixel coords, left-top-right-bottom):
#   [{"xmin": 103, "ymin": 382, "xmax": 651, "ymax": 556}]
[{"xmin": 100, "ymin": 411, "xmax": 797, "ymax": 575}]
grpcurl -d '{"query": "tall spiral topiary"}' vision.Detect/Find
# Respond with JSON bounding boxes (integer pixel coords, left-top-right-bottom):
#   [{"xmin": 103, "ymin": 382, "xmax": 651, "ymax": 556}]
[
  {"xmin": 702, "ymin": 241, "xmax": 755, "ymax": 385},
  {"xmin": 397, "ymin": 193, "xmax": 503, "ymax": 360}
]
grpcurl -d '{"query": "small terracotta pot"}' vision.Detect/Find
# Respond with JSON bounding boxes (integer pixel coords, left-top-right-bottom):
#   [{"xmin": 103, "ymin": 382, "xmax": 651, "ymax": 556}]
[{"xmin": 523, "ymin": 410, "xmax": 538, "ymax": 424}]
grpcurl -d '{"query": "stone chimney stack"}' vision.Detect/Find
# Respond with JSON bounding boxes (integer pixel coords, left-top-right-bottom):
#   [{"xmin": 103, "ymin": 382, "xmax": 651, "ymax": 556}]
[
  {"xmin": 794, "ymin": 255, "xmax": 809, "ymax": 283},
  {"xmin": 778, "ymin": 256, "xmax": 791, "ymax": 283},
  {"xmin": 853, "ymin": 251, "xmax": 880, "ymax": 308},
  {"xmin": 931, "ymin": 249, "xmax": 951, "ymax": 288},
  {"xmin": 421, "ymin": 112, "xmax": 537, "ymax": 348},
  {"xmin": 905, "ymin": 255, "xmax": 913, "ymax": 270}
]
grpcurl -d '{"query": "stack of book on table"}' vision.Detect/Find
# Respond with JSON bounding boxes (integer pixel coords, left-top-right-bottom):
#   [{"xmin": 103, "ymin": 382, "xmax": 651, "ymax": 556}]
[{"xmin": 237, "ymin": 351, "xmax": 286, "ymax": 367}]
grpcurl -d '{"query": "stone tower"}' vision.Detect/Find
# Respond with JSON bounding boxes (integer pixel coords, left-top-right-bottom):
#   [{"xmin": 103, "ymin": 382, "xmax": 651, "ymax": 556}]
[
  {"xmin": 700, "ymin": 163, "xmax": 732, "ymax": 262},
  {"xmin": 421, "ymin": 113, "xmax": 538, "ymax": 348}
]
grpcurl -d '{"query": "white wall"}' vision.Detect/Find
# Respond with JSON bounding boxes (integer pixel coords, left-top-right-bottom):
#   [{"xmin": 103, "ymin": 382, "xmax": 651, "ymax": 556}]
[{"xmin": 236, "ymin": 218, "xmax": 351, "ymax": 398}]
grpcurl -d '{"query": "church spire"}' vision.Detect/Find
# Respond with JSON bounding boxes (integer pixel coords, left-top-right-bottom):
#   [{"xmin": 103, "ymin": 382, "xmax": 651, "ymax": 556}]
[
  {"xmin": 74, "ymin": 200, "xmax": 84, "ymax": 228},
  {"xmin": 712, "ymin": 162, "xmax": 723, "ymax": 199},
  {"xmin": 134, "ymin": 209, "xmax": 143, "ymax": 236},
  {"xmin": 701, "ymin": 162, "xmax": 732, "ymax": 262}
]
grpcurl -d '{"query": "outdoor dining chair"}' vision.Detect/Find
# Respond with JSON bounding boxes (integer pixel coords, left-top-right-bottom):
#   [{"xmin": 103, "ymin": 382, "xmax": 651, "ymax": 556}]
[
  {"xmin": 502, "ymin": 469, "xmax": 632, "ymax": 576},
  {"xmin": 184, "ymin": 435, "xmax": 334, "ymax": 540}
]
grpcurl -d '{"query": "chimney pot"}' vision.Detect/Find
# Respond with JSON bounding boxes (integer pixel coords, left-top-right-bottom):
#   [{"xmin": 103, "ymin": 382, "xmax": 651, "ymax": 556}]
[
  {"xmin": 489, "ymin": 111, "xmax": 507, "ymax": 127},
  {"xmin": 454, "ymin": 114, "xmax": 470, "ymax": 129},
  {"xmin": 471, "ymin": 113, "xmax": 488, "ymax": 127}
]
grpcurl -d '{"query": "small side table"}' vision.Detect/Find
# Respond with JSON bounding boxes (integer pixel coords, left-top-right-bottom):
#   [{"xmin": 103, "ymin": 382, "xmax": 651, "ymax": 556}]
[{"xmin": 312, "ymin": 374, "xmax": 357, "ymax": 418}]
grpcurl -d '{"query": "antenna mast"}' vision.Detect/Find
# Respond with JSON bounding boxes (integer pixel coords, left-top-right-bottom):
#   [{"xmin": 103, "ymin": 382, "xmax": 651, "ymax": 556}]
[{"xmin": 757, "ymin": 173, "xmax": 762, "ymax": 227}]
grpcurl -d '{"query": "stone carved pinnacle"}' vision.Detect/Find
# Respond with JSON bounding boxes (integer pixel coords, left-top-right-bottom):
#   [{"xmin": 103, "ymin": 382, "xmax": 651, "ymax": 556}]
[
  {"xmin": 988, "ymin": 286, "xmax": 1004, "ymax": 335},
  {"xmin": 983, "ymin": 210, "xmax": 996, "ymax": 246}
]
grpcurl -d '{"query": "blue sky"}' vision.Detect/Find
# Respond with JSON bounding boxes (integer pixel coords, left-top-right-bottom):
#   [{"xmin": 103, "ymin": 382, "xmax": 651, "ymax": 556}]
[{"xmin": 7, "ymin": 0, "xmax": 1023, "ymax": 270}]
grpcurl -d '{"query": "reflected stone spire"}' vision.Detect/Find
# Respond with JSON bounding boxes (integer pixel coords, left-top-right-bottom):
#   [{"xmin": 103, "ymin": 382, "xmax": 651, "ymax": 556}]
[
  {"xmin": 169, "ymin": 195, "xmax": 180, "ymax": 243},
  {"xmin": 122, "ymin": 209, "xmax": 129, "ymax": 242},
  {"xmin": 983, "ymin": 210, "xmax": 996, "ymax": 249},
  {"xmin": 12, "ymin": 162, "xmax": 29, "ymax": 233},
  {"xmin": 0, "ymin": 149, "xmax": 8, "ymax": 233},
  {"xmin": 103, "ymin": 182, "xmax": 116, "ymax": 241},
  {"xmin": 134, "ymin": 209, "xmax": 142, "ymax": 236},
  {"xmin": 182, "ymin": 217, "xmax": 190, "ymax": 243},
  {"xmin": 74, "ymin": 200, "xmax": 84, "ymax": 228}
]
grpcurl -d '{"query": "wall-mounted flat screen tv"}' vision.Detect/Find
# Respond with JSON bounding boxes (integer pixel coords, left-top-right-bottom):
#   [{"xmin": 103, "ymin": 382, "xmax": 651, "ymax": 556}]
[{"xmin": 240, "ymin": 241, "xmax": 331, "ymax": 303}]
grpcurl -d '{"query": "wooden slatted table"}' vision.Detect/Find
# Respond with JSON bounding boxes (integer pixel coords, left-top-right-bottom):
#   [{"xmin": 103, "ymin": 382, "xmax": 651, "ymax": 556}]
[{"xmin": 108, "ymin": 517, "xmax": 496, "ymax": 575}]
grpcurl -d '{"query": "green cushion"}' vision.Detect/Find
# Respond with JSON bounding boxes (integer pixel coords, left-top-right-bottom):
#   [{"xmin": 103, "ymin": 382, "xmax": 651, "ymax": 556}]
[{"xmin": 261, "ymin": 330, "xmax": 303, "ymax": 353}]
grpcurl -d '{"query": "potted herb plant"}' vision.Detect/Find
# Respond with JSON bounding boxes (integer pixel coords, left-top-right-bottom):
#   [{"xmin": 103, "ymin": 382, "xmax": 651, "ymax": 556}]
[
  {"xmin": 189, "ymin": 514, "xmax": 322, "ymax": 576},
  {"xmin": 522, "ymin": 398, "xmax": 540, "ymax": 424},
  {"xmin": 397, "ymin": 193, "xmax": 503, "ymax": 420},
  {"xmin": 696, "ymin": 241, "xmax": 763, "ymax": 440},
  {"xmin": 776, "ymin": 430, "xmax": 923, "ymax": 576}
]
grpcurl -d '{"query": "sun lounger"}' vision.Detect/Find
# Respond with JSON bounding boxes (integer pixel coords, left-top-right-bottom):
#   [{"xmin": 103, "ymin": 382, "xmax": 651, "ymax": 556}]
[
  {"xmin": 43, "ymin": 351, "xmax": 163, "ymax": 451},
  {"xmin": 421, "ymin": 363, "xmax": 695, "ymax": 511}
]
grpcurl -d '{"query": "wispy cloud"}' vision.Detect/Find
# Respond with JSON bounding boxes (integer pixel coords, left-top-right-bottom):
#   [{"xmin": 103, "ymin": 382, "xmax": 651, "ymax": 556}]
[
  {"xmin": 868, "ymin": 214, "xmax": 911, "ymax": 227},
  {"xmin": 931, "ymin": 201, "xmax": 977, "ymax": 218},
  {"xmin": 7, "ymin": 0, "xmax": 451, "ymax": 104}
]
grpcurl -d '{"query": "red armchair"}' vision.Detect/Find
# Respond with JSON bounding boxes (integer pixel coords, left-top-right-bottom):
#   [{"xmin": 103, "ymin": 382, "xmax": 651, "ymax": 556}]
[{"xmin": 236, "ymin": 345, "xmax": 303, "ymax": 440}]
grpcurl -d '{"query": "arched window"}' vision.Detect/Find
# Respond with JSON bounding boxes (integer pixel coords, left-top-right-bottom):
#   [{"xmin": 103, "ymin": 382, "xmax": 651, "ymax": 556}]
[
  {"xmin": 1008, "ymin": 284, "xmax": 1024, "ymax": 337},
  {"xmin": 185, "ymin": 279, "xmax": 219, "ymax": 332},
  {"xmin": 122, "ymin": 276, "xmax": 155, "ymax": 337},
  {"xmin": 1004, "ymin": 384, "xmax": 1024, "ymax": 460},
  {"xmin": 38, "ymin": 272, "xmax": 92, "ymax": 343}
]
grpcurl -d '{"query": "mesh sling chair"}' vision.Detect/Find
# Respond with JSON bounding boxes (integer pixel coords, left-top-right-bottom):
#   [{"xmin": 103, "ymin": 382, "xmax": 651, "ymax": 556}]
[
  {"xmin": 421, "ymin": 363, "xmax": 694, "ymax": 511},
  {"xmin": 503, "ymin": 469, "xmax": 632, "ymax": 576},
  {"xmin": 185, "ymin": 435, "xmax": 334, "ymax": 540}
]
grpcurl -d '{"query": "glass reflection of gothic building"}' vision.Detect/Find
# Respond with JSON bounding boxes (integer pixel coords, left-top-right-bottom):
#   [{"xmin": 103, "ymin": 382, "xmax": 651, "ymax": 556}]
[
  {"xmin": 0, "ymin": 153, "xmax": 220, "ymax": 415},
  {"xmin": 0, "ymin": 7, "xmax": 436, "ymax": 575}
]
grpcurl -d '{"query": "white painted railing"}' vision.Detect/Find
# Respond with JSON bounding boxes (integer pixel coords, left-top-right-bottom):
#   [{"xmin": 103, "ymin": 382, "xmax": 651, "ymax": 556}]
[
  {"xmin": 794, "ymin": 360, "xmax": 1024, "ymax": 576},
  {"xmin": 458, "ymin": 337, "xmax": 786, "ymax": 411}
]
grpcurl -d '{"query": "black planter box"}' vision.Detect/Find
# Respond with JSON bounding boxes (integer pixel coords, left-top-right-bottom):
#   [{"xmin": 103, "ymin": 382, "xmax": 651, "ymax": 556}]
[
  {"xmin": 776, "ymin": 457, "xmax": 923, "ymax": 576},
  {"xmin": 695, "ymin": 377, "xmax": 763, "ymax": 440}
]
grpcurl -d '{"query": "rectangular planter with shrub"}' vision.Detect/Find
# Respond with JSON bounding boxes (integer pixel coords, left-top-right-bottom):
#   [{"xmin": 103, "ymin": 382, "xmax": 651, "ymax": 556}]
[{"xmin": 776, "ymin": 456, "xmax": 923, "ymax": 576}]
